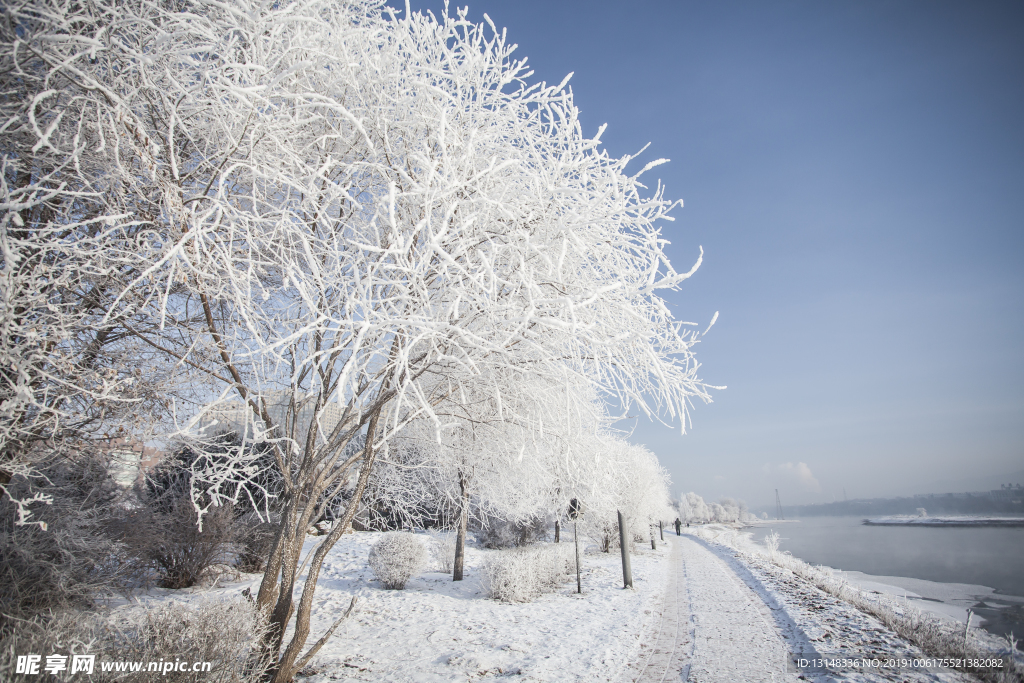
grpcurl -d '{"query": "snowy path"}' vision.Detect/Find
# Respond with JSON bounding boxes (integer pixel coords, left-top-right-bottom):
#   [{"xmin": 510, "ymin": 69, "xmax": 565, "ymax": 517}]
[
  {"xmin": 630, "ymin": 537, "xmax": 691, "ymax": 683},
  {"xmin": 680, "ymin": 535, "xmax": 799, "ymax": 683},
  {"xmin": 630, "ymin": 536, "xmax": 798, "ymax": 683}
]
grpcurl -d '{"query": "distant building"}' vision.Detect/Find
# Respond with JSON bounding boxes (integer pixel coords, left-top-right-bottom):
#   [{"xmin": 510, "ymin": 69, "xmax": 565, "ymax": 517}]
[
  {"xmin": 990, "ymin": 484, "xmax": 1023, "ymax": 503},
  {"xmin": 202, "ymin": 390, "xmax": 345, "ymax": 442}
]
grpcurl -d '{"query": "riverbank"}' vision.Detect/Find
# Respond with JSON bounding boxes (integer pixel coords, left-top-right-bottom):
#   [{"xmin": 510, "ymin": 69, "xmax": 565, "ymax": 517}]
[
  {"xmin": 690, "ymin": 525, "xmax": 1023, "ymax": 682},
  {"xmin": 744, "ymin": 515, "xmax": 1024, "ymax": 639}
]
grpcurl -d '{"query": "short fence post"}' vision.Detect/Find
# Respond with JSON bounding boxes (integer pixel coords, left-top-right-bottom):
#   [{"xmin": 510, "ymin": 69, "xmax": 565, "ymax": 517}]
[
  {"xmin": 569, "ymin": 499, "xmax": 583, "ymax": 594},
  {"xmin": 964, "ymin": 609, "xmax": 973, "ymax": 653},
  {"xmin": 617, "ymin": 510, "xmax": 633, "ymax": 588},
  {"xmin": 574, "ymin": 521, "xmax": 582, "ymax": 594}
]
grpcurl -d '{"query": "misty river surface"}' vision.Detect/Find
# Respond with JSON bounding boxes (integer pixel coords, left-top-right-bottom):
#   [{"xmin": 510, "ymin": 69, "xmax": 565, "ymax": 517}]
[{"xmin": 745, "ymin": 516, "xmax": 1024, "ymax": 636}]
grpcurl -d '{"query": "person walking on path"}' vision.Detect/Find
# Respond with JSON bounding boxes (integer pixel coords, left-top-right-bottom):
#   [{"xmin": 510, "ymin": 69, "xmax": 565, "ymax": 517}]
[{"xmin": 674, "ymin": 518, "xmax": 681, "ymax": 535}]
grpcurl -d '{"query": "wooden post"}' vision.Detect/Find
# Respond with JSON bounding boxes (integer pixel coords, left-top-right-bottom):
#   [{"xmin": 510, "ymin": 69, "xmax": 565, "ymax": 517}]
[
  {"xmin": 453, "ymin": 472, "xmax": 469, "ymax": 581},
  {"xmin": 568, "ymin": 499, "xmax": 583, "ymax": 594},
  {"xmin": 617, "ymin": 510, "xmax": 632, "ymax": 588},
  {"xmin": 554, "ymin": 520, "xmax": 560, "ymax": 543},
  {"xmin": 574, "ymin": 521, "xmax": 582, "ymax": 594},
  {"xmin": 659, "ymin": 520, "xmax": 664, "ymax": 541}
]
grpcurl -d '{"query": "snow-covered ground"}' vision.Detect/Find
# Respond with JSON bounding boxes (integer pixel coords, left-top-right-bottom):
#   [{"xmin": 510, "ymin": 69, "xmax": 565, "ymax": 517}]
[
  {"xmin": 123, "ymin": 527, "xmax": 1022, "ymax": 682},
  {"xmin": 696, "ymin": 538, "xmax": 972, "ymax": 682},
  {"xmin": 170, "ymin": 531, "xmax": 669, "ymax": 682}
]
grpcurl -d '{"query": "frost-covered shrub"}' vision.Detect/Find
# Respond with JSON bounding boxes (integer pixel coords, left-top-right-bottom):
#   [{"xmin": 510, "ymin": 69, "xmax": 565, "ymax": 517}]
[
  {"xmin": 427, "ymin": 529, "xmax": 457, "ymax": 572},
  {"xmin": 483, "ymin": 544, "xmax": 574, "ymax": 602},
  {"xmin": 368, "ymin": 532, "xmax": 426, "ymax": 589},
  {"xmin": 763, "ymin": 530, "xmax": 781, "ymax": 557},
  {"xmin": 235, "ymin": 518, "xmax": 279, "ymax": 573},
  {"xmin": 124, "ymin": 449, "xmax": 244, "ymax": 589},
  {"xmin": 0, "ymin": 450, "xmax": 135, "ymax": 634},
  {"xmin": 121, "ymin": 496, "xmax": 239, "ymax": 589},
  {"xmin": 0, "ymin": 598, "xmax": 271, "ymax": 683},
  {"xmin": 477, "ymin": 517, "xmax": 549, "ymax": 549},
  {"xmin": 583, "ymin": 518, "xmax": 620, "ymax": 553}
]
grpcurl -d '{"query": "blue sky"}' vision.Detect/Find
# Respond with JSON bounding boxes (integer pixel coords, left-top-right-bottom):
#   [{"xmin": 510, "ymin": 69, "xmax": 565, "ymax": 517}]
[{"xmin": 398, "ymin": 1, "xmax": 1024, "ymax": 510}]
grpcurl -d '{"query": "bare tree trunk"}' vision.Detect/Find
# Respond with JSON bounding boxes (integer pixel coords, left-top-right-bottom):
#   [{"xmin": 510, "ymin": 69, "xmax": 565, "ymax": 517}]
[
  {"xmin": 255, "ymin": 503, "xmax": 294, "ymax": 633},
  {"xmin": 452, "ymin": 470, "xmax": 469, "ymax": 581},
  {"xmin": 554, "ymin": 520, "xmax": 560, "ymax": 543},
  {"xmin": 269, "ymin": 411, "xmax": 382, "ymax": 683}
]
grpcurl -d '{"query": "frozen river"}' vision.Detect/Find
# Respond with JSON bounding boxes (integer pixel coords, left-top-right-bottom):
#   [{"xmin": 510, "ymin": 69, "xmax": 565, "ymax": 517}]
[{"xmin": 746, "ymin": 516, "xmax": 1024, "ymax": 637}]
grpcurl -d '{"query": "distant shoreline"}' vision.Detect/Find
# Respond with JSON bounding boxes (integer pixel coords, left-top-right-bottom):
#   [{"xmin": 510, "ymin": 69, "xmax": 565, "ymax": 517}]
[{"xmin": 863, "ymin": 516, "xmax": 1024, "ymax": 527}]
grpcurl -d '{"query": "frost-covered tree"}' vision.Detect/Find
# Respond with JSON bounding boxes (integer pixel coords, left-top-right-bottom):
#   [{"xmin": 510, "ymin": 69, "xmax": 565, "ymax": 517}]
[
  {"xmin": 579, "ymin": 437, "xmax": 672, "ymax": 547},
  {"xmin": 675, "ymin": 495, "xmax": 693, "ymax": 523},
  {"xmin": 684, "ymin": 492, "xmax": 710, "ymax": 523},
  {"xmin": 3, "ymin": 1, "xmax": 715, "ymax": 679},
  {"xmin": 369, "ymin": 375, "xmax": 607, "ymax": 579},
  {"xmin": 0, "ymin": 2, "xmax": 178, "ymax": 519},
  {"xmin": 715, "ymin": 498, "xmax": 739, "ymax": 523}
]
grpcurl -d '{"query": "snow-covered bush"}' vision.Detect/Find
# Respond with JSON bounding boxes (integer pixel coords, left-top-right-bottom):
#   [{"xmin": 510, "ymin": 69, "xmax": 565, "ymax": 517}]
[
  {"xmin": 763, "ymin": 530, "xmax": 781, "ymax": 557},
  {"xmin": 427, "ymin": 529, "xmax": 457, "ymax": 573},
  {"xmin": 483, "ymin": 544, "xmax": 574, "ymax": 602},
  {"xmin": 0, "ymin": 598, "xmax": 271, "ymax": 683},
  {"xmin": 368, "ymin": 533, "xmax": 427, "ymax": 590},
  {"xmin": 583, "ymin": 518, "xmax": 621, "ymax": 553}
]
